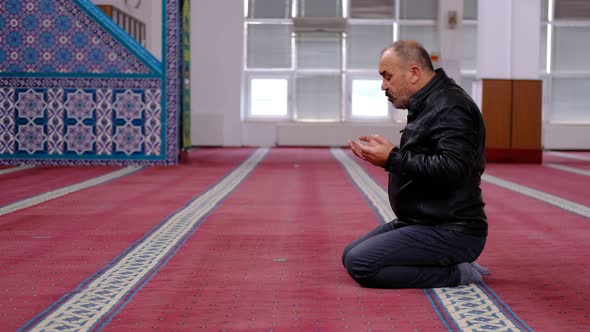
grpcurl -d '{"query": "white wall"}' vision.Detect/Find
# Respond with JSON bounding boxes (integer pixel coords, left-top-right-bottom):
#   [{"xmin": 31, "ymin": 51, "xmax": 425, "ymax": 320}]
[
  {"xmin": 477, "ymin": 0, "xmax": 540, "ymax": 79},
  {"xmin": 190, "ymin": 0, "xmax": 243, "ymax": 146},
  {"xmin": 148, "ymin": 1, "xmax": 162, "ymax": 61},
  {"xmin": 239, "ymin": 122, "xmax": 406, "ymax": 147},
  {"xmin": 543, "ymin": 124, "xmax": 590, "ymax": 150}
]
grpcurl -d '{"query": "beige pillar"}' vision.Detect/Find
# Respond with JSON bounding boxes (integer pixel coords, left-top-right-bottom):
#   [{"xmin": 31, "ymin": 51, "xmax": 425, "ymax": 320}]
[{"xmin": 475, "ymin": 0, "xmax": 543, "ymax": 163}]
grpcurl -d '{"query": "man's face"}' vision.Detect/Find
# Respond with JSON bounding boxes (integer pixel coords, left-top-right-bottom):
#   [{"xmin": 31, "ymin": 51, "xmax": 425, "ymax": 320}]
[{"xmin": 378, "ymin": 50, "xmax": 413, "ymax": 110}]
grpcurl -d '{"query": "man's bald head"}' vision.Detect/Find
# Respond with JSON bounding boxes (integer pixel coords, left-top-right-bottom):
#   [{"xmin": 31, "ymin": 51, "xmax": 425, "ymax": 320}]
[
  {"xmin": 378, "ymin": 40, "xmax": 437, "ymax": 109},
  {"xmin": 381, "ymin": 40, "xmax": 435, "ymax": 72}
]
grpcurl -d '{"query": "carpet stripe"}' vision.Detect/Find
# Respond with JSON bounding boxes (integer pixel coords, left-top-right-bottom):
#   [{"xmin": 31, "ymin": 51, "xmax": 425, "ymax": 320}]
[
  {"xmin": 0, "ymin": 165, "xmax": 34, "ymax": 175},
  {"xmin": 0, "ymin": 166, "xmax": 143, "ymax": 217},
  {"xmin": 331, "ymin": 148, "xmax": 531, "ymax": 332},
  {"xmin": 547, "ymin": 151, "xmax": 590, "ymax": 162},
  {"xmin": 482, "ymin": 174, "xmax": 590, "ymax": 219},
  {"xmin": 545, "ymin": 163, "xmax": 590, "ymax": 177},
  {"xmin": 23, "ymin": 148, "xmax": 268, "ymax": 332},
  {"xmin": 330, "ymin": 149, "xmax": 396, "ymax": 222},
  {"xmin": 428, "ymin": 286, "xmax": 531, "ymax": 332}
]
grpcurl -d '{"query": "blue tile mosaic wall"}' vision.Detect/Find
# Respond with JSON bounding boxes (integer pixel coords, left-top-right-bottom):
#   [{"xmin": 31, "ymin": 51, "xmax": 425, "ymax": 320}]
[{"xmin": 0, "ymin": 0, "xmax": 178, "ymax": 165}]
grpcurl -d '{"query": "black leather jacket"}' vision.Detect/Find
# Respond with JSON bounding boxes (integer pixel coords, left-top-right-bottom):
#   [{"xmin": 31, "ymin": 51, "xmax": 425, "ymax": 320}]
[{"xmin": 384, "ymin": 69, "xmax": 487, "ymax": 237}]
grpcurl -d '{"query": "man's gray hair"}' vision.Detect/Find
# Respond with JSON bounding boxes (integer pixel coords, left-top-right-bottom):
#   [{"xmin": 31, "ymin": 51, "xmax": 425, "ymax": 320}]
[{"xmin": 382, "ymin": 40, "xmax": 435, "ymax": 71}]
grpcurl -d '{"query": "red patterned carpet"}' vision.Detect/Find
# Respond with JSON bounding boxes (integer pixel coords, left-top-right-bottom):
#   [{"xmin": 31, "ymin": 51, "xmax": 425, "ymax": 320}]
[
  {"xmin": 102, "ymin": 149, "xmax": 442, "ymax": 331},
  {"xmin": 0, "ymin": 148, "xmax": 252, "ymax": 331},
  {"xmin": 485, "ymin": 163, "xmax": 590, "ymax": 207},
  {"xmin": 1, "ymin": 148, "xmax": 589, "ymax": 331},
  {"xmin": 479, "ymin": 181, "xmax": 590, "ymax": 331},
  {"xmin": 0, "ymin": 166, "xmax": 122, "ymax": 206}
]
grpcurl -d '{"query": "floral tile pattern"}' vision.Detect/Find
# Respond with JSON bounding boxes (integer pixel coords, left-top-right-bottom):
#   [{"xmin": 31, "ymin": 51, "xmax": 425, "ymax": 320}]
[
  {"xmin": 1, "ymin": 86, "xmax": 162, "ymax": 158},
  {"xmin": 0, "ymin": 0, "xmax": 178, "ymax": 165},
  {"xmin": 0, "ymin": 0, "xmax": 150, "ymax": 74}
]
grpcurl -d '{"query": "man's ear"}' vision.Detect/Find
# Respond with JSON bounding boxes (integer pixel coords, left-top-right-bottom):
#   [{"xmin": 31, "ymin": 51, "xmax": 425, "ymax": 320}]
[{"xmin": 408, "ymin": 65, "xmax": 420, "ymax": 84}]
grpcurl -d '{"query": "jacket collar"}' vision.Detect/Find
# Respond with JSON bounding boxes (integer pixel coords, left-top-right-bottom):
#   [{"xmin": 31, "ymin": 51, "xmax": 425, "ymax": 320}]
[{"xmin": 407, "ymin": 68, "xmax": 448, "ymax": 121}]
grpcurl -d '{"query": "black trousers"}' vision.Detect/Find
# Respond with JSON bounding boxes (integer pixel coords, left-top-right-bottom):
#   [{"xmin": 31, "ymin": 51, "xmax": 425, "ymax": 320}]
[{"xmin": 342, "ymin": 221, "xmax": 486, "ymax": 289}]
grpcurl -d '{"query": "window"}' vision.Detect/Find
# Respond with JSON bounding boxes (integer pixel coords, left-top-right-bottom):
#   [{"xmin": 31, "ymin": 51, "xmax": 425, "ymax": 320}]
[
  {"xmin": 460, "ymin": 2, "xmax": 477, "ymax": 97},
  {"xmin": 246, "ymin": 23, "xmax": 292, "ymax": 69},
  {"xmin": 349, "ymin": 0, "xmax": 395, "ymax": 19},
  {"xmin": 398, "ymin": 25, "xmax": 438, "ymax": 54},
  {"xmin": 247, "ymin": 0, "xmax": 291, "ymax": 19},
  {"xmin": 249, "ymin": 79, "xmax": 289, "ymax": 118},
  {"xmin": 347, "ymin": 25, "xmax": 393, "ymax": 69},
  {"xmin": 296, "ymin": 32, "xmax": 341, "ymax": 69},
  {"xmin": 551, "ymin": 78, "xmax": 590, "ymax": 122},
  {"xmin": 245, "ymin": 0, "xmax": 450, "ymax": 122},
  {"xmin": 463, "ymin": 0, "xmax": 478, "ymax": 20},
  {"xmin": 399, "ymin": 0, "xmax": 437, "ymax": 20},
  {"xmin": 246, "ymin": 0, "xmax": 590, "ymax": 124},
  {"xmin": 461, "ymin": 24, "xmax": 477, "ymax": 70},
  {"xmin": 554, "ymin": 0, "xmax": 590, "ymax": 19},
  {"xmin": 351, "ymin": 80, "xmax": 388, "ymax": 117},
  {"xmin": 540, "ymin": 25, "xmax": 548, "ymax": 72},
  {"xmin": 297, "ymin": 0, "xmax": 343, "ymax": 17},
  {"xmin": 295, "ymin": 75, "xmax": 341, "ymax": 121},
  {"xmin": 552, "ymin": 26, "xmax": 590, "ymax": 71},
  {"xmin": 543, "ymin": 0, "xmax": 590, "ymax": 124}
]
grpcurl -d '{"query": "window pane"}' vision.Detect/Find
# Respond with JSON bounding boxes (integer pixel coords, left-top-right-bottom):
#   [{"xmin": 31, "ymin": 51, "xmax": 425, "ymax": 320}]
[
  {"xmin": 461, "ymin": 24, "xmax": 477, "ymax": 70},
  {"xmin": 349, "ymin": 0, "xmax": 395, "ymax": 19},
  {"xmin": 247, "ymin": 24, "xmax": 292, "ymax": 68},
  {"xmin": 459, "ymin": 75, "xmax": 474, "ymax": 96},
  {"xmin": 297, "ymin": 32, "xmax": 341, "ymax": 69},
  {"xmin": 555, "ymin": 0, "xmax": 590, "ymax": 19},
  {"xmin": 463, "ymin": 0, "xmax": 478, "ymax": 20},
  {"xmin": 553, "ymin": 26, "xmax": 590, "ymax": 71},
  {"xmin": 352, "ymin": 80, "xmax": 388, "ymax": 117},
  {"xmin": 541, "ymin": 75, "xmax": 551, "ymax": 121},
  {"xmin": 398, "ymin": 25, "xmax": 438, "ymax": 54},
  {"xmin": 298, "ymin": 0, "xmax": 342, "ymax": 17},
  {"xmin": 248, "ymin": 0, "xmax": 291, "ymax": 19},
  {"xmin": 347, "ymin": 25, "xmax": 392, "ymax": 69},
  {"xmin": 399, "ymin": 0, "xmax": 437, "ymax": 20},
  {"xmin": 296, "ymin": 75, "xmax": 341, "ymax": 120},
  {"xmin": 393, "ymin": 108, "xmax": 408, "ymax": 123},
  {"xmin": 540, "ymin": 25, "xmax": 547, "ymax": 72},
  {"xmin": 250, "ymin": 79, "xmax": 288, "ymax": 116},
  {"xmin": 550, "ymin": 77, "xmax": 590, "ymax": 122}
]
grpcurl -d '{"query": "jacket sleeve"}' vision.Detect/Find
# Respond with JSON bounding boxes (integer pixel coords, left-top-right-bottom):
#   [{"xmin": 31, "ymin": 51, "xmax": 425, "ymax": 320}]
[{"xmin": 385, "ymin": 106, "xmax": 481, "ymax": 185}]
